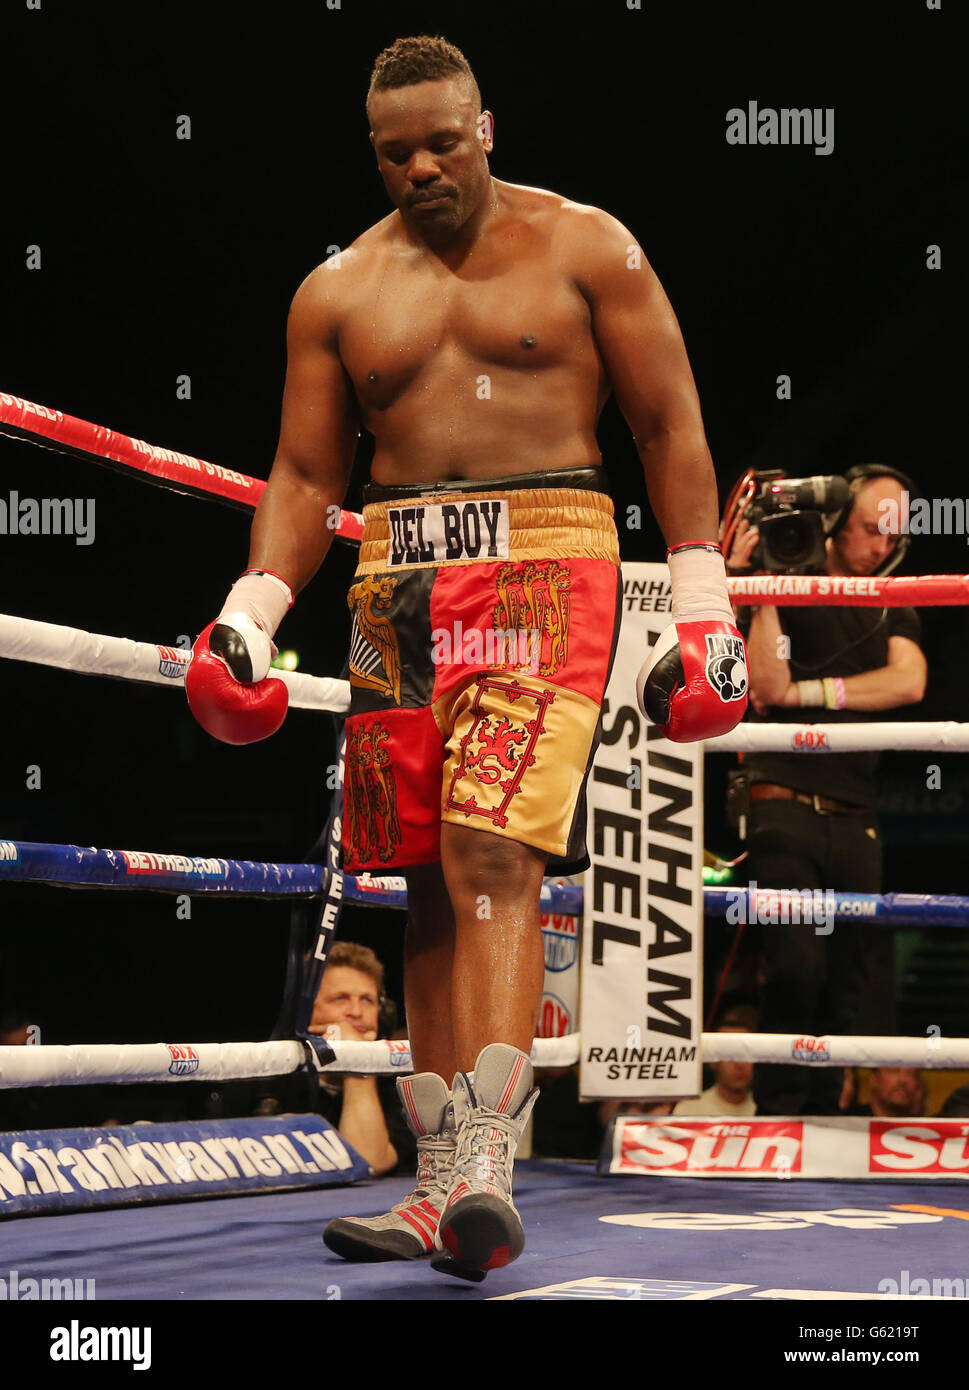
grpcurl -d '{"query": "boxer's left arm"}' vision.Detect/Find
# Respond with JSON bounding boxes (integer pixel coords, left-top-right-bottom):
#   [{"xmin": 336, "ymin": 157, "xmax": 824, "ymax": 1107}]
[
  {"xmin": 572, "ymin": 207, "xmax": 719, "ymax": 548},
  {"xmin": 573, "ymin": 208, "xmax": 747, "ymax": 740}
]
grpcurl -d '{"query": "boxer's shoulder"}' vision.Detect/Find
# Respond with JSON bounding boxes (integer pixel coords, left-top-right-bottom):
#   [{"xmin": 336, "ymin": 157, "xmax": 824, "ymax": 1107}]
[
  {"xmin": 287, "ymin": 224, "xmax": 396, "ymax": 339},
  {"xmin": 494, "ymin": 182, "xmax": 646, "ymax": 281}
]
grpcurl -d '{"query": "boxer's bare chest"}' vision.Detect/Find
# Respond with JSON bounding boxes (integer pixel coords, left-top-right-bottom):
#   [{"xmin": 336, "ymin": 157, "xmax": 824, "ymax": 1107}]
[{"xmin": 337, "ymin": 220, "xmax": 595, "ymax": 414}]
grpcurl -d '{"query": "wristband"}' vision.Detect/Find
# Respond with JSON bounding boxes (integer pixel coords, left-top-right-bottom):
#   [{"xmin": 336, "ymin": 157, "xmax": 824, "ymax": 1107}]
[
  {"xmin": 667, "ymin": 541, "xmax": 724, "ymax": 557},
  {"xmin": 796, "ymin": 679, "xmax": 824, "ymax": 707},
  {"xmin": 823, "ymin": 676, "xmax": 847, "ymax": 710}
]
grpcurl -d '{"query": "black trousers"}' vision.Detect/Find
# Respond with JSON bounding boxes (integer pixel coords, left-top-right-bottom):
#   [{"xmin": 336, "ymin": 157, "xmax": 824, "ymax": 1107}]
[{"xmin": 743, "ymin": 798, "xmax": 888, "ymax": 1115}]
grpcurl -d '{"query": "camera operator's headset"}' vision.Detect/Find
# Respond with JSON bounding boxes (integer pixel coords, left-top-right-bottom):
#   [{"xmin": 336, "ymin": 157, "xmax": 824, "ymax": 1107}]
[
  {"xmin": 378, "ymin": 990, "xmax": 399, "ymax": 1040},
  {"xmin": 829, "ymin": 463, "xmax": 917, "ymax": 577},
  {"xmin": 721, "ymin": 462, "xmax": 917, "ymax": 578}
]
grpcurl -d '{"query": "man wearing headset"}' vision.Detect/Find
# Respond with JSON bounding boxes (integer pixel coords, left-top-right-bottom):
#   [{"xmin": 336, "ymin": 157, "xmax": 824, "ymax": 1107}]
[
  {"xmin": 308, "ymin": 940, "xmax": 413, "ymax": 1176},
  {"xmin": 727, "ymin": 465, "xmax": 927, "ymax": 1115}
]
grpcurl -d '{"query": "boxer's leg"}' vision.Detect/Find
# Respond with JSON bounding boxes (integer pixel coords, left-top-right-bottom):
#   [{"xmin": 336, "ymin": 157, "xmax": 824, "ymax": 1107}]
[
  {"xmin": 426, "ymin": 823, "xmax": 545, "ymax": 1281},
  {"xmin": 439, "ymin": 822, "xmax": 547, "ymax": 1069},
  {"xmin": 324, "ymin": 859, "xmax": 460, "ymax": 1265},
  {"xmin": 403, "ymin": 860, "xmax": 458, "ymax": 1080}
]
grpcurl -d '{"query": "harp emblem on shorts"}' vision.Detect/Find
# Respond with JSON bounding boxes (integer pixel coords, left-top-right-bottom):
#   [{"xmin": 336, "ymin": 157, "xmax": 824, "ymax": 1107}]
[
  {"xmin": 493, "ymin": 561, "xmax": 572, "ymax": 677},
  {"xmin": 347, "ymin": 573, "xmax": 402, "ymax": 704}
]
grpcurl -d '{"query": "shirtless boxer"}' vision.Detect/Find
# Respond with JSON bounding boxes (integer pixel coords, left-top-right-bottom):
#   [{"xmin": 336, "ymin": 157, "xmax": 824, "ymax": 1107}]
[{"xmin": 186, "ymin": 35, "xmax": 747, "ymax": 1281}]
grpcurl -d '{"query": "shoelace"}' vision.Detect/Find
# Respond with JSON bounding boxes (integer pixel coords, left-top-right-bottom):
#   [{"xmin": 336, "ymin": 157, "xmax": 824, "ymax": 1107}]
[
  {"xmin": 450, "ymin": 1107, "xmax": 520, "ymax": 1201},
  {"xmin": 397, "ymin": 1133, "xmax": 456, "ymax": 1207}
]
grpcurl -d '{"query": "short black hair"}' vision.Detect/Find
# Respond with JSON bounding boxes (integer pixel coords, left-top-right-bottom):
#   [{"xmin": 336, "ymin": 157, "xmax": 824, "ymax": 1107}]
[
  {"xmin": 716, "ymin": 1002, "xmax": 758, "ymax": 1032},
  {"xmin": 0, "ymin": 1006, "xmax": 30, "ymax": 1034},
  {"xmin": 367, "ymin": 35, "xmax": 480, "ymax": 116}
]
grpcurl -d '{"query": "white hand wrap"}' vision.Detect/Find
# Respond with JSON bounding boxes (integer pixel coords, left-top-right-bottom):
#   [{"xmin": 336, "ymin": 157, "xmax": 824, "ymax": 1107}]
[
  {"xmin": 668, "ymin": 544, "xmax": 734, "ymax": 624},
  {"xmin": 216, "ymin": 570, "xmax": 294, "ymax": 683}
]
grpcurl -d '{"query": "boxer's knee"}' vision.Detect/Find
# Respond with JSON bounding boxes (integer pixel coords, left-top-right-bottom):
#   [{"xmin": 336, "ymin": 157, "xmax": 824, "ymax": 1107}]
[{"xmin": 440, "ymin": 823, "xmax": 547, "ymax": 922}]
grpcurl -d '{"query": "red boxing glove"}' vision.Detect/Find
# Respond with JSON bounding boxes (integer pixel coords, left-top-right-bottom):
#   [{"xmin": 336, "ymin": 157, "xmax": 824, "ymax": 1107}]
[
  {"xmin": 635, "ymin": 541, "xmax": 748, "ymax": 743},
  {"xmin": 186, "ymin": 619, "xmax": 289, "ymax": 745},
  {"xmin": 636, "ymin": 618, "xmax": 748, "ymax": 742},
  {"xmin": 185, "ymin": 570, "xmax": 294, "ymax": 745}
]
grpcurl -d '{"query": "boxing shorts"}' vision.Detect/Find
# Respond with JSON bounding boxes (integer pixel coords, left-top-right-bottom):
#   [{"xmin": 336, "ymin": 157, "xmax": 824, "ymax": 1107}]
[{"xmin": 341, "ymin": 466, "xmax": 622, "ymax": 875}]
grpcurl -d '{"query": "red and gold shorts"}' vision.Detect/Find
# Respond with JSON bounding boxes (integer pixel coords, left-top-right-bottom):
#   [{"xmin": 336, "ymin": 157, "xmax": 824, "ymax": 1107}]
[{"xmin": 341, "ymin": 470, "xmax": 621, "ymax": 874}]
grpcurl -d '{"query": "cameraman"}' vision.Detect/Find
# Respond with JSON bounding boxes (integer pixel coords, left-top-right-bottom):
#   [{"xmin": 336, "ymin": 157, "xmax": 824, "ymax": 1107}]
[{"xmin": 727, "ymin": 467, "xmax": 926, "ymax": 1114}]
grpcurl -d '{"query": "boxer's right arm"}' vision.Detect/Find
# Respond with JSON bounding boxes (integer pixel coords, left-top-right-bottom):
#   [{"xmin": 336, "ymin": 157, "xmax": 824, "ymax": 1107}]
[
  {"xmin": 187, "ymin": 268, "xmax": 361, "ymax": 744},
  {"xmin": 249, "ymin": 265, "xmax": 362, "ymax": 592}
]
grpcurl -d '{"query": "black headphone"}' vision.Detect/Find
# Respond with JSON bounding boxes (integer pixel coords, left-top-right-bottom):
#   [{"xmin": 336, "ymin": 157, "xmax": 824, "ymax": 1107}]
[
  {"xmin": 377, "ymin": 991, "xmax": 399, "ymax": 1040},
  {"xmin": 829, "ymin": 463, "xmax": 919, "ymax": 576}
]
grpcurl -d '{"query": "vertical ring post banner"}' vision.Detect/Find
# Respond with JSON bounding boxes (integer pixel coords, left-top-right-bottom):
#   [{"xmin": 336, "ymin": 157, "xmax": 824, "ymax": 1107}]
[
  {"xmin": 537, "ymin": 875, "xmax": 582, "ymax": 1038},
  {"xmin": 294, "ymin": 722, "xmax": 348, "ymax": 1039},
  {"xmin": 579, "ymin": 563, "xmax": 703, "ymax": 1100}
]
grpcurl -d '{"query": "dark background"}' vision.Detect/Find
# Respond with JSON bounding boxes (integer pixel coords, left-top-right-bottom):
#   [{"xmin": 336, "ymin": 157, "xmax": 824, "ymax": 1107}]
[{"xmin": 1, "ymin": 0, "xmax": 963, "ymax": 1049}]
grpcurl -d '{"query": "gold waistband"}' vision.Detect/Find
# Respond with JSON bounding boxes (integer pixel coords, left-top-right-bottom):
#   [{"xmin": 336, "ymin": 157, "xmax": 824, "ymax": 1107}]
[{"xmin": 356, "ymin": 486, "xmax": 620, "ymax": 573}]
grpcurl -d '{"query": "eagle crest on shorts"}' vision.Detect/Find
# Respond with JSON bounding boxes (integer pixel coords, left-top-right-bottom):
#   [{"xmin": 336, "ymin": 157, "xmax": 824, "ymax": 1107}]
[{"xmin": 347, "ymin": 574, "xmax": 402, "ymax": 704}]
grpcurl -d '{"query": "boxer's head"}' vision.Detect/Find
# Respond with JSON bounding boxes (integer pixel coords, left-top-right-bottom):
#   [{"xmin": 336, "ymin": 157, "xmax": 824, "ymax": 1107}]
[{"xmin": 368, "ymin": 36, "xmax": 494, "ymax": 240}]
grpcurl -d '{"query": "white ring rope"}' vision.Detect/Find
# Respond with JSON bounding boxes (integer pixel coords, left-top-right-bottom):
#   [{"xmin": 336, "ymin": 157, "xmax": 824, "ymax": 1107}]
[
  {"xmin": 3, "ymin": 1031, "xmax": 968, "ymax": 1088},
  {"xmin": 0, "ymin": 1035, "xmax": 579, "ymax": 1088},
  {"xmin": 0, "ymin": 612, "xmax": 350, "ymax": 713},
  {"xmin": 702, "ymin": 1033, "xmax": 969, "ymax": 1068},
  {"xmin": 3, "ymin": 611, "xmax": 969, "ymax": 754},
  {"xmin": 707, "ymin": 721, "xmax": 969, "ymax": 752}
]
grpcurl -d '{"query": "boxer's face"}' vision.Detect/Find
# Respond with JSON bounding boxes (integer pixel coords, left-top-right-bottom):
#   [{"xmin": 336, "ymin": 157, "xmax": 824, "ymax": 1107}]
[
  {"xmin": 831, "ymin": 477, "xmax": 904, "ymax": 575},
  {"xmin": 369, "ymin": 79, "xmax": 494, "ymax": 237}
]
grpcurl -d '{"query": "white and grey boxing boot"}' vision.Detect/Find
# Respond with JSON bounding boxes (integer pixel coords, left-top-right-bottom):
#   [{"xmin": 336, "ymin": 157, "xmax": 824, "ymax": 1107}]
[
  {"xmin": 323, "ymin": 1072, "xmax": 456, "ymax": 1261},
  {"xmin": 432, "ymin": 1043, "xmax": 539, "ymax": 1282}
]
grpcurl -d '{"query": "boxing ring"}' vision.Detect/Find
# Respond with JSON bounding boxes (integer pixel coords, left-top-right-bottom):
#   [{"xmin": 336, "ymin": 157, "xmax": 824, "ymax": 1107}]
[
  {"xmin": 3, "ymin": 392, "xmax": 969, "ymax": 1303},
  {"xmin": 4, "ymin": 1165, "xmax": 969, "ymax": 1302}
]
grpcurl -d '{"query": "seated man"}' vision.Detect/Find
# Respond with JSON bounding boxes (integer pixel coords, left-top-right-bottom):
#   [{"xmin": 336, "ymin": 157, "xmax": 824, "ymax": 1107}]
[
  {"xmin": 845, "ymin": 1066, "xmax": 927, "ymax": 1118},
  {"xmin": 307, "ymin": 941, "xmax": 413, "ymax": 1176},
  {"xmin": 673, "ymin": 1005, "xmax": 757, "ymax": 1117}
]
